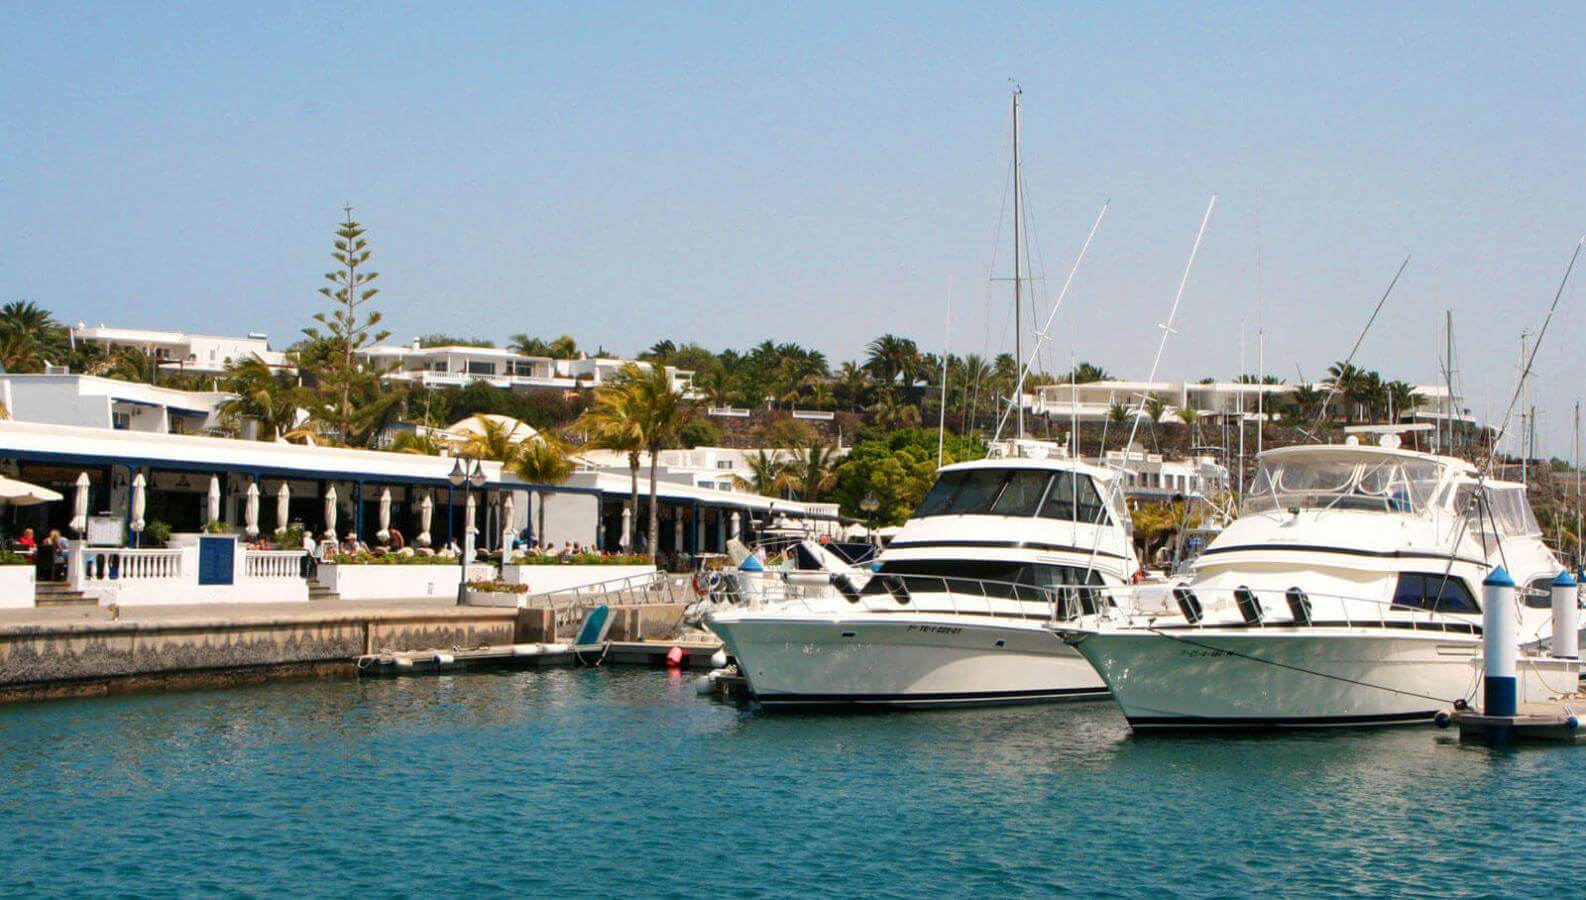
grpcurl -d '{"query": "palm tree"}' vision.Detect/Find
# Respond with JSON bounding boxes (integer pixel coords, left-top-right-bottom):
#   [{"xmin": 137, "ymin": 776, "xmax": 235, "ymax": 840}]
[
  {"xmin": 459, "ymin": 414, "xmax": 532, "ymax": 462},
  {"xmin": 0, "ymin": 301, "xmax": 67, "ymax": 373},
  {"xmin": 390, "ymin": 430, "xmax": 448, "ymax": 455},
  {"xmin": 869, "ymin": 389, "xmax": 921, "ymax": 429},
  {"xmin": 218, "ymin": 356, "xmax": 301, "ymax": 439},
  {"xmin": 513, "ymin": 434, "xmax": 576, "ymax": 545},
  {"xmin": 864, "ymin": 334, "xmax": 922, "ymax": 387},
  {"xmin": 1144, "ymin": 395, "xmax": 1168, "ymax": 424},
  {"xmin": 784, "ymin": 442, "xmax": 841, "ymax": 502},
  {"xmin": 509, "ymin": 334, "xmax": 551, "ymax": 357},
  {"xmin": 645, "ymin": 340, "xmax": 677, "ymax": 362},
  {"xmin": 547, "ymin": 335, "xmax": 579, "ymax": 360},
  {"xmin": 576, "ymin": 379, "xmax": 645, "ymax": 549},
  {"xmin": 622, "ymin": 362, "xmax": 694, "ymax": 562},
  {"xmin": 1174, "ymin": 405, "xmax": 1199, "ymax": 426},
  {"xmin": 106, "ymin": 347, "xmax": 162, "ymax": 385},
  {"xmin": 959, "ymin": 353, "xmax": 992, "ymax": 430},
  {"xmin": 738, "ymin": 449, "xmax": 790, "ymax": 496},
  {"xmin": 1386, "ymin": 380, "xmax": 1423, "ymax": 423},
  {"xmin": 1064, "ymin": 361, "xmax": 1112, "ymax": 384},
  {"xmin": 1326, "ymin": 361, "xmax": 1364, "ymax": 423},
  {"xmin": 1107, "ymin": 401, "xmax": 1130, "ymax": 427},
  {"xmin": 835, "ymin": 361, "xmax": 871, "ymax": 412}
]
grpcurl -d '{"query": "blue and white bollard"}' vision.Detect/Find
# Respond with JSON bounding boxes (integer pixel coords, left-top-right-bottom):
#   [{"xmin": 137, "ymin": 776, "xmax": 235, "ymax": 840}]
[
  {"xmin": 1482, "ymin": 566, "xmax": 1517, "ymax": 717},
  {"xmin": 1551, "ymin": 570, "xmax": 1578, "ymax": 661}
]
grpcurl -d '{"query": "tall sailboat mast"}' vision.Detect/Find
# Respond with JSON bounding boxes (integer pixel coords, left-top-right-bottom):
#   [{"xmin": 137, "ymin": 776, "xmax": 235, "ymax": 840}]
[{"xmin": 1011, "ymin": 85, "xmax": 1025, "ymax": 439}]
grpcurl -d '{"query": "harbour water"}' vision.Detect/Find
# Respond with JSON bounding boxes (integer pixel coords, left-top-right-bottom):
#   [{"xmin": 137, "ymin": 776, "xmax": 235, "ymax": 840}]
[{"xmin": 3, "ymin": 670, "xmax": 1582, "ymax": 896}]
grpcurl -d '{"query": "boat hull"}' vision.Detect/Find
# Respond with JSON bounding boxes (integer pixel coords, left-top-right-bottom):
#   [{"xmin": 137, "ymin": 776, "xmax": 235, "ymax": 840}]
[
  {"xmin": 1067, "ymin": 627, "xmax": 1577, "ymax": 730},
  {"xmin": 707, "ymin": 611, "xmax": 1107, "ymax": 708}
]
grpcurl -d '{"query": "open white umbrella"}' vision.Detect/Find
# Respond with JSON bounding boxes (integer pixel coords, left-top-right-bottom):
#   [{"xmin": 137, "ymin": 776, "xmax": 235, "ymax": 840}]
[
  {"xmin": 0, "ymin": 476, "xmax": 62, "ymax": 506},
  {"xmin": 245, "ymin": 482, "xmax": 260, "ymax": 538},
  {"xmin": 501, "ymin": 492, "xmax": 516, "ymax": 552},
  {"xmin": 417, "ymin": 492, "xmax": 433, "ymax": 547},
  {"xmin": 275, "ymin": 483, "xmax": 290, "ymax": 535},
  {"xmin": 377, "ymin": 487, "xmax": 392, "ymax": 543},
  {"xmin": 323, "ymin": 485, "xmax": 338, "ymax": 539},
  {"xmin": 129, "ymin": 473, "xmax": 147, "ymax": 536},
  {"xmin": 206, "ymin": 475, "xmax": 221, "ymax": 526},
  {"xmin": 70, "ymin": 472, "xmax": 90, "ymax": 535}
]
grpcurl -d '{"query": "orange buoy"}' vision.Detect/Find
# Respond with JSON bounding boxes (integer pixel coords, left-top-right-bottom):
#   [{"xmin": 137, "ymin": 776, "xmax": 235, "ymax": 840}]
[{"xmin": 665, "ymin": 645, "xmax": 685, "ymax": 668}]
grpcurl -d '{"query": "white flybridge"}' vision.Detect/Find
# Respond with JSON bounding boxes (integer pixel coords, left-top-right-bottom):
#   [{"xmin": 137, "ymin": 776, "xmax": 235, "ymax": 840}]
[
  {"xmin": 704, "ymin": 439, "xmax": 1143, "ymax": 706},
  {"xmin": 1059, "ymin": 433, "xmax": 1581, "ymax": 730}
]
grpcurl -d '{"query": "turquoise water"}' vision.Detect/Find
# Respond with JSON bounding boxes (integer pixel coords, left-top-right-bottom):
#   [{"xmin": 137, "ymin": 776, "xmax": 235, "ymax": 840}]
[{"xmin": 2, "ymin": 669, "xmax": 1582, "ymax": 897}]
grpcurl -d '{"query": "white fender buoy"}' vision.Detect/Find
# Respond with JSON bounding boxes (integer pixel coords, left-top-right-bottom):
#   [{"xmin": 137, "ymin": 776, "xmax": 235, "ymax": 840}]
[
  {"xmin": 710, "ymin": 649, "xmax": 728, "ymax": 668},
  {"xmin": 693, "ymin": 675, "xmax": 715, "ymax": 695},
  {"xmin": 394, "ymin": 656, "xmax": 414, "ymax": 669},
  {"xmin": 433, "ymin": 652, "xmax": 456, "ymax": 667}
]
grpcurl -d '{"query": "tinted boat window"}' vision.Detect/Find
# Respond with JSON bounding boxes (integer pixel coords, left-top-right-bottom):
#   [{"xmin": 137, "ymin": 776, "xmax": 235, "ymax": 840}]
[
  {"xmin": 864, "ymin": 559, "xmax": 1104, "ymax": 603},
  {"xmin": 915, "ymin": 471, "xmax": 968, "ymax": 517},
  {"xmin": 991, "ymin": 471, "xmax": 1051, "ymax": 516},
  {"xmin": 1040, "ymin": 471, "xmax": 1110, "ymax": 525},
  {"xmin": 1392, "ymin": 573, "xmax": 1479, "ymax": 613},
  {"xmin": 945, "ymin": 470, "xmax": 1010, "ymax": 515}
]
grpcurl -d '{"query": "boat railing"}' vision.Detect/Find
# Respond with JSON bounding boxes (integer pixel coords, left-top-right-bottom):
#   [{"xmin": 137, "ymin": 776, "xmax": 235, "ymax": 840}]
[
  {"xmin": 717, "ymin": 570, "xmax": 1113, "ymax": 623},
  {"xmin": 1117, "ymin": 584, "xmax": 1479, "ymax": 635}
]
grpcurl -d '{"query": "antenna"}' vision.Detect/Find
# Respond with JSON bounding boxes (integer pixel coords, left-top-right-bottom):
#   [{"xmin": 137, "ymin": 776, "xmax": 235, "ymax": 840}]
[
  {"xmin": 1310, "ymin": 254, "xmax": 1411, "ymax": 435},
  {"xmin": 938, "ymin": 281, "xmax": 952, "ymax": 467}
]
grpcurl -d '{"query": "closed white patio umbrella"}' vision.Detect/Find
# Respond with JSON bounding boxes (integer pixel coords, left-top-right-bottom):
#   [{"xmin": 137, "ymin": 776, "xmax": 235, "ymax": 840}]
[
  {"xmin": 245, "ymin": 482, "xmax": 260, "ymax": 538},
  {"xmin": 323, "ymin": 485, "xmax": 338, "ymax": 539},
  {"xmin": 417, "ymin": 492, "xmax": 433, "ymax": 547},
  {"xmin": 275, "ymin": 483, "xmax": 290, "ymax": 535},
  {"xmin": 129, "ymin": 473, "xmax": 147, "ymax": 539},
  {"xmin": 377, "ymin": 488, "xmax": 392, "ymax": 543},
  {"xmin": 70, "ymin": 472, "xmax": 90, "ymax": 535},
  {"xmin": 501, "ymin": 492, "xmax": 516, "ymax": 552},
  {"xmin": 464, "ymin": 491, "xmax": 477, "ymax": 561},
  {"xmin": 206, "ymin": 475, "xmax": 221, "ymax": 526}
]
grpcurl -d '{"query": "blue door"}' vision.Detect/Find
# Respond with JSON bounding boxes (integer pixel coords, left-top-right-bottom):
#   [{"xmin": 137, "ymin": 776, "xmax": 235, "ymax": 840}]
[{"xmin": 198, "ymin": 537, "xmax": 235, "ymax": 585}]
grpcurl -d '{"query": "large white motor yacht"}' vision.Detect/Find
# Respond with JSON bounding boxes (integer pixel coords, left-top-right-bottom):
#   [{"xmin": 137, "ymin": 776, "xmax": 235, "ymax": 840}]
[
  {"xmin": 1060, "ymin": 438, "xmax": 1580, "ymax": 730},
  {"xmin": 705, "ymin": 441, "xmax": 1143, "ymax": 707}
]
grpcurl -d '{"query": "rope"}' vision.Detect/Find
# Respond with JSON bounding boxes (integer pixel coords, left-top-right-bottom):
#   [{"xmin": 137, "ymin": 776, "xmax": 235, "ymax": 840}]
[{"xmin": 1141, "ymin": 626, "xmax": 1460, "ymax": 706}]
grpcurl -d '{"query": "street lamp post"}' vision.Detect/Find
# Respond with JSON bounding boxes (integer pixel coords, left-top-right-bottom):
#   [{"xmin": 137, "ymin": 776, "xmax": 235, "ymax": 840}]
[
  {"xmin": 860, "ymin": 491, "xmax": 879, "ymax": 546},
  {"xmin": 449, "ymin": 456, "xmax": 487, "ymax": 605}
]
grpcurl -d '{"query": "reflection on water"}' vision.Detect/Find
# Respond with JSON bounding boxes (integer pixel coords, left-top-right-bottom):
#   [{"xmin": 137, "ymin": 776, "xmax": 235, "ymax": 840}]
[{"xmin": 1, "ymin": 668, "xmax": 1582, "ymax": 895}]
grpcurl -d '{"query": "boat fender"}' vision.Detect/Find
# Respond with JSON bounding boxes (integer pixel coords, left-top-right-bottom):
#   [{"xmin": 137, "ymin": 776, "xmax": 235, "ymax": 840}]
[
  {"xmin": 693, "ymin": 675, "xmax": 714, "ymax": 695},
  {"xmin": 1453, "ymin": 698, "xmax": 1469, "ymax": 711},
  {"xmin": 1567, "ymin": 715, "xmax": 1580, "ymax": 731},
  {"xmin": 665, "ymin": 645, "xmax": 685, "ymax": 668},
  {"xmin": 433, "ymin": 652, "xmax": 456, "ymax": 666},
  {"xmin": 1433, "ymin": 710, "xmax": 1452, "ymax": 729},
  {"xmin": 709, "ymin": 648, "xmax": 728, "ymax": 668},
  {"xmin": 394, "ymin": 656, "xmax": 414, "ymax": 669}
]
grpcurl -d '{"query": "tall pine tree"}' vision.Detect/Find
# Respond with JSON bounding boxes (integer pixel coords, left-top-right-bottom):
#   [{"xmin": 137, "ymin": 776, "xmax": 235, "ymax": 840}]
[{"xmin": 302, "ymin": 207, "xmax": 391, "ymax": 444}]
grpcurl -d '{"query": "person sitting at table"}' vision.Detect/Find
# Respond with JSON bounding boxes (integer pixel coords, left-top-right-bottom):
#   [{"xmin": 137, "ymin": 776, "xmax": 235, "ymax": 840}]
[
  {"xmin": 16, "ymin": 528, "xmax": 36, "ymax": 556},
  {"xmin": 387, "ymin": 527, "xmax": 405, "ymax": 552},
  {"xmin": 34, "ymin": 530, "xmax": 59, "ymax": 582}
]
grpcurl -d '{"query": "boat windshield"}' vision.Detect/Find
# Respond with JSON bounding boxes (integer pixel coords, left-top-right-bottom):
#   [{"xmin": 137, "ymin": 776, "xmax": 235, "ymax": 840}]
[
  {"xmin": 913, "ymin": 468, "xmax": 1112, "ymax": 525},
  {"xmin": 1243, "ymin": 454, "xmax": 1445, "ymax": 515}
]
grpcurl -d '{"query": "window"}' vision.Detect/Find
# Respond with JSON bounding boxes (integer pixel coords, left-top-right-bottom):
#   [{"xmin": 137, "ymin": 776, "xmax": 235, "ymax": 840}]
[
  {"xmin": 429, "ymin": 361, "xmax": 449, "ymax": 373},
  {"xmin": 864, "ymin": 559, "xmax": 1104, "ymax": 603},
  {"xmin": 944, "ymin": 470, "xmax": 1009, "ymax": 515},
  {"xmin": 915, "ymin": 471, "xmax": 969, "ymax": 517},
  {"xmin": 112, "ymin": 412, "xmax": 131, "ymax": 430},
  {"xmin": 1039, "ymin": 471, "xmax": 1109, "ymax": 525},
  {"xmin": 467, "ymin": 361, "xmax": 496, "ymax": 376},
  {"xmin": 715, "ymin": 460, "xmax": 734, "ymax": 470},
  {"xmin": 1244, "ymin": 454, "xmax": 1447, "ymax": 515},
  {"xmin": 1523, "ymin": 577, "xmax": 1555, "ymax": 610},
  {"xmin": 169, "ymin": 418, "xmax": 186, "ymax": 435},
  {"xmin": 1391, "ymin": 573, "xmax": 1479, "ymax": 613},
  {"xmin": 990, "ymin": 470, "xmax": 1049, "ymax": 516}
]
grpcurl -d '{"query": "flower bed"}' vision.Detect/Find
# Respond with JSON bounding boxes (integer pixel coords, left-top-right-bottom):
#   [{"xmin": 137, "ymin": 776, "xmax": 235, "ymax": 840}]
[
  {"xmin": 462, "ymin": 579, "xmax": 531, "ymax": 608},
  {"xmin": 330, "ymin": 552, "xmax": 464, "ymax": 565},
  {"xmin": 510, "ymin": 553, "xmax": 652, "ymax": 566}
]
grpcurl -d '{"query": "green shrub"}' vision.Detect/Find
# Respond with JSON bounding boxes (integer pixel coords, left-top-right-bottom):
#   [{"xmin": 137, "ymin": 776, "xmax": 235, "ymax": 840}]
[
  {"xmin": 510, "ymin": 553, "xmax": 653, "ymax": 566},
  {"xmin": 466, "ymin": 579, "xmax": 528, "ymax": 594},
  {"xmin": 0, "ymin": 551, "xmax": 29, "ymax": 566},
  {"xmin": 145, "ymin": 520, "xmax": 173, "ymax": 546},
  {"xmin": 203, "ymin": 520, "xmax": 233, "ymax": 535},
  {"xmin": 329, "ymin": 553, "xmax": 464, "ymax": 566}
]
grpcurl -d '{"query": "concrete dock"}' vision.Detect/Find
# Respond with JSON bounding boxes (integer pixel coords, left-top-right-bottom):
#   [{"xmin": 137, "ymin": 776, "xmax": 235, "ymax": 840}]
[
  {"xmin": 0, "ymin": 597, "xmax": 707, "ymax": 703},
  {"xmin": 1449, "ymin": 693, "xmax": 1586, "ymax": 745}
]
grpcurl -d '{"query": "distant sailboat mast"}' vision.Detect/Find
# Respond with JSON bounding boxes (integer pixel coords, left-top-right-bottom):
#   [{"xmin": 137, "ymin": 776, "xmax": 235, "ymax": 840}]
[{"xmin": 1011, "ymin": 84, "xmax": 1025, "ymax": 440}]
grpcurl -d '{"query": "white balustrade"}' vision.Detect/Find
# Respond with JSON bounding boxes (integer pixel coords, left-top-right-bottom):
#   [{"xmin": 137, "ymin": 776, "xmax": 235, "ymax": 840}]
[
  {"xmin": 244, "ymin": 550, "xmax": 307, "ymax": 581},
  {"xmin": 79, "ymin": 548, "xmax": 185, "ymax": 584}
]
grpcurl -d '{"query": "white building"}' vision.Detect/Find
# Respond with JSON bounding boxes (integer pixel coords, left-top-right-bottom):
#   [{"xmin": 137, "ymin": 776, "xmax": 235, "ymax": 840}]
[
  {"xmin": 1034, "ymin": 379, "xmax": 1466, "ymax": 425},
  {"xmin": 70, "ymin": 325, "xmax": 292, "ymax": 375},
  {"xmin": 360, "ymin": 342, "xmax": 697, "ymax": 397},
  {"xmin": 0, "ymin": 374, "xmax": 231, "ymax": 435},
  {"xmin": 1096, "ymin": 449, "xmax": 1229, "ymax": 502}
]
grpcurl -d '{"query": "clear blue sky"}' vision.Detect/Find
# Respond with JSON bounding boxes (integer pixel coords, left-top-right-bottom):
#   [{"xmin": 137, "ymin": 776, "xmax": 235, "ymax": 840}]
[{"xmin": 4, "ymin": 2, "xmax": 1584, "ymax": 453}]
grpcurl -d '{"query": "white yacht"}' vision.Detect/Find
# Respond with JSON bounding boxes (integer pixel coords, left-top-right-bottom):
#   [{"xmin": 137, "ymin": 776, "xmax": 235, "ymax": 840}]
[
  {"xmin": 1060, "ymin": 437, "xmax": 1580, "ymax": 730},
  {"xmin": 705, "ymin": 441, "xmax": 1143, "ymax": 707}
]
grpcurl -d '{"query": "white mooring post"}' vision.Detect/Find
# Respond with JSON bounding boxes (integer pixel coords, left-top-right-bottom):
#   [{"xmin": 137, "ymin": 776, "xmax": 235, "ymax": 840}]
[
  {"xmin": 1482, "ymin": 566, "xmax": 1518, "ymax": 716},
  {"xmin": 1551, "ymin": 570, "xmax": 1579, "ymax": 661}
]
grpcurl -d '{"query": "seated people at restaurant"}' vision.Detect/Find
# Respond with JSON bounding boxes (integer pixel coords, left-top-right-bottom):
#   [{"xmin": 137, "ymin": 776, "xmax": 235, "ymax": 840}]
[
  {"xmin": 387, "ymin": 527, "xmax": 405, "ymax": 552},
  {"xmin": 16, "ymin": 528, "xmax": 36, "ymax": 555},
  {"xmin": 34, "ymin": 530, "xmax": 60, "ymax": 582}
]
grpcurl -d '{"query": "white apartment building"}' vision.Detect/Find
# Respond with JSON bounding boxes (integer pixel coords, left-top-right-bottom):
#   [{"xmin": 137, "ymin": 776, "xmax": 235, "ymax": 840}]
[
  {"xmin": 70, "ymin": 326, "xmax": 292, "ymax": 375},
  {"xmin": 572, "ymin": 445, "xmax": 837, "ymax": 494},
  {"xmin": 0, "ymin": 374, "xmax": 230, "ymax": 435},
  {"xmin": 360, "ymin": 342, "xmax": 697, "ymax": 397},
  {"xmin": 1034, "ymin": 379, "xmax": 1467, "ymax": 425},
  {"xmin": 1095, "ymin": 449, "xmax": 1229, "ymax": 502}
]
